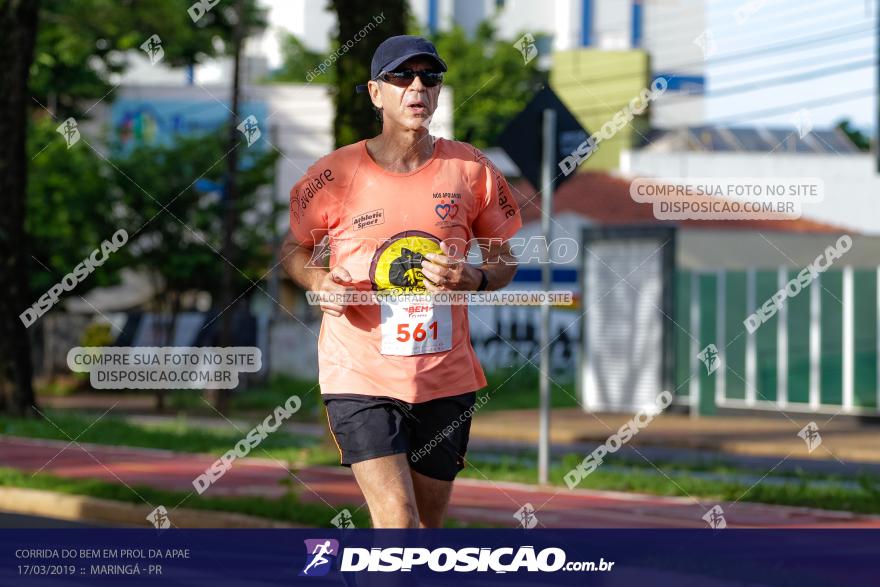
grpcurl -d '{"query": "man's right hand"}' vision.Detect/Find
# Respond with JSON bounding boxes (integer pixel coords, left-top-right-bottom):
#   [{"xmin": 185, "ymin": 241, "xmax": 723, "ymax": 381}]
[{"xmin": 316, "ymin": 266, "xmax": 355, "ymax": 317}]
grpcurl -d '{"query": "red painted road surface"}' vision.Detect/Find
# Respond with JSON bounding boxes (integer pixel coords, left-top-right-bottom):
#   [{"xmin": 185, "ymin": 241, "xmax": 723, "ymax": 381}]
[{"xmin": 2, "ymin": 436, "xmax": 879, "ymax": 528}]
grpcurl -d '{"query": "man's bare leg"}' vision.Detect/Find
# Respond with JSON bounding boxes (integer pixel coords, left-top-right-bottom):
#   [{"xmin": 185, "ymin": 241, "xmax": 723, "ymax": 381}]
[
  {"xmin": 410, "ymin": 469, "xmax": 454, "ymax": 528},
  {"xmin": 350, "ymin": 453, "xmax": 420, "ymax": 528}
]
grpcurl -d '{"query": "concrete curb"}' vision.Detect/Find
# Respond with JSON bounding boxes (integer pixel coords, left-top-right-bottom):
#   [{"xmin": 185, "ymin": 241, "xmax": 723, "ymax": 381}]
[{"xmin": 0, "ymin": 487, "xmax": 303, "ymax": 528}]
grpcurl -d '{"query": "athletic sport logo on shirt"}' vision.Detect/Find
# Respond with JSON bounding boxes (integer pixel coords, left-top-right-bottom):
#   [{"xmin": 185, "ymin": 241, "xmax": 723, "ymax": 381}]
[
  {"xmin": 300, "ymin": 539, "xmax": 339, "ymax": 577},
  {"xmin": 370, "ymin": 230, "xmax": 442, "ymax": 294},
  {"xmin": 352, "ymin": 208, "xmax": 385, "ymax": 230}
]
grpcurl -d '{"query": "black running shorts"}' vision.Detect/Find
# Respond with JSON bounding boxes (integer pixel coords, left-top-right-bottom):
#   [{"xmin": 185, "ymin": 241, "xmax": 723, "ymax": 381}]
[{"xmin": 323, "ymin": 391, "xmax": 477, "ymax": 482}]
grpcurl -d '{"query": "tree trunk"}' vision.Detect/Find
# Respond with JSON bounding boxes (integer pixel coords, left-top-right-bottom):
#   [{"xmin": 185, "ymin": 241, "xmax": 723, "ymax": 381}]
[
  {"xmin": 0, "ymin": 0, "xmax": 41, "ymax": 417},
  {"xmin": 330, "ymin": 0, "xmax": 408, "ymax": 147},
  {"xmin": 215, "ymin": 0, "xmax": 246, "ymax": 414}
]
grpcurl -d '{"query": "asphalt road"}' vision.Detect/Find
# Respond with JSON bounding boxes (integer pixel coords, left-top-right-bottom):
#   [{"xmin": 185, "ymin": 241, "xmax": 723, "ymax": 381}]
[{"xmin": 0, "ymin": 512, "xmax": 107, "ymax": 528}]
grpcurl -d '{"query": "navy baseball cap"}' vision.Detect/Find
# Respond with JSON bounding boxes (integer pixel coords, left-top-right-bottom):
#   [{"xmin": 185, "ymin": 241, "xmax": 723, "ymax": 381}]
[{"xmin": 355, "ymin": 35, "xmax": 447, "ymax": 93}]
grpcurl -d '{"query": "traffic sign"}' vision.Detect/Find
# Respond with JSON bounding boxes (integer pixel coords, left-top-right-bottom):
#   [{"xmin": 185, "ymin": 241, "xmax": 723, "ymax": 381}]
[{"xmin": 497, "ymin": 85, "xmax": 589, "ymax": 189}]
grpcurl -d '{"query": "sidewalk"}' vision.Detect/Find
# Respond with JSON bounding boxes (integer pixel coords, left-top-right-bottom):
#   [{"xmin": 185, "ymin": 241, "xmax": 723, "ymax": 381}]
[
  {"xmin": 471, "ymin": 408, "xmax": 880, "ymax": 464},
  {"xmin": 41, "ymin": 394, "xmax": 880, "ymax": 464},
  {"xmin": 2, "ymin": 436, "xmax": 880, "ymax": 529}
]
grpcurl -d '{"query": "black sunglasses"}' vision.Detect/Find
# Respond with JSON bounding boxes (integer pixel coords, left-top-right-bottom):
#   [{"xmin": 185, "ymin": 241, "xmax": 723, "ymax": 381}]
[{"xmin": 377, "ymin": 69, "xmax": 444, "ymax": 88}]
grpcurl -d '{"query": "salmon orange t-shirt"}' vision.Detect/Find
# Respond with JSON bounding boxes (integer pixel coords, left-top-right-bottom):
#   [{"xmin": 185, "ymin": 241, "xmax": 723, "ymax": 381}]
[{"xmin": 289, "ymin": 137, "xmax": 522, "ymax": 403}]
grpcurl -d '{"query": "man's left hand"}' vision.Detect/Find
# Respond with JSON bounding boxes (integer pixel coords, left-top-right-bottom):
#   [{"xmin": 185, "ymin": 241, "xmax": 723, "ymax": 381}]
[{"xmin": 421, "ymin": 241, "xmax": 480, "ymax": 291}]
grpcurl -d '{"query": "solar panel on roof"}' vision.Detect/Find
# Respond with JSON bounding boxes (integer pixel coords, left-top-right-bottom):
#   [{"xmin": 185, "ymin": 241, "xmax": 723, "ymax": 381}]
[
  {"xmin": 692, "ymin": 127, "xmax": 733, "ymax": 151},
  {"xmin": 639, "ymin": 127, "xmax": 861, "ymax": 154},
  {"xmin": 812, "ymin": 130, "xmax": 858, "ymax": 154},
  {"xmin": 728, "ymin": 128, "xmax": 768, "ymax": 152},
  {"xmin": 762, "ymin": 129, "xmax": 810, "ymax": 153}
]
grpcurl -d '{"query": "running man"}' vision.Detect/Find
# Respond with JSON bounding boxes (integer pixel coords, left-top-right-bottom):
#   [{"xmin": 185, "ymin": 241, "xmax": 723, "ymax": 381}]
[
  {"xmin": 302, "ymin": 540, "xmax": 334, "ymax": 575},
  {"xmin": 282, "ymin": 35, "xmax": 521, "ymax": 528}
]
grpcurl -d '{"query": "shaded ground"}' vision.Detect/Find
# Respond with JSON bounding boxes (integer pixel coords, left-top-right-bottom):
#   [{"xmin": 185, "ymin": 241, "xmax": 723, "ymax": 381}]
[
  {"xmin": 0, "ymin": 511, "xmax": 109, "ymax": 528},
  {"xmin": 3, "ymin": 436, "xmax": 880, "ymax": 529},
  {"xmin": 41, "ymin": 393, "xmax": 880, "ymax": 464}
]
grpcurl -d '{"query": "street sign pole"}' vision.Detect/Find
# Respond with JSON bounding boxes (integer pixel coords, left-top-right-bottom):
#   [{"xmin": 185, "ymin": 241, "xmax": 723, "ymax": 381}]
[
  {"xmin": 496, "ymin": 86, "xmax": 585, "ymax": 484},
  {"xmin": 538, "ymin": 108, "xmax": 556, "ymax": 485}
]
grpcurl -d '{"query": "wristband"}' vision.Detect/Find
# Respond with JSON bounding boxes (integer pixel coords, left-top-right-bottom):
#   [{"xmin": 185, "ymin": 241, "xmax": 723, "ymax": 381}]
[{"xmin": 476, "ymin": 267, "xmax": 489, "ymax": 291}]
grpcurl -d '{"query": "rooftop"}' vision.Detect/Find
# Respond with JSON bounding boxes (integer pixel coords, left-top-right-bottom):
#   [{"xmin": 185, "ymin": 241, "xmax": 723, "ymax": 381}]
[{"xmin": 510, "ymin": 172, "xmax": 850, "ymax": 234}]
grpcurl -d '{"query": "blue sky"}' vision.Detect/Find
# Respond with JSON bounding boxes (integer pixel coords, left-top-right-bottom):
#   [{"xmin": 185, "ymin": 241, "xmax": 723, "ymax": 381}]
[{"xmin": 704, "ymin": 0, "xmax": 875, "ymax": 131}]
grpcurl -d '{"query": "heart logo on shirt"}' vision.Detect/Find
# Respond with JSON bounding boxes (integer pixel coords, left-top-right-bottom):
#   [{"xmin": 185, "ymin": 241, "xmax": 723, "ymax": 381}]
[{"xmin": 435, "ymin": 203, "xmax": 458, "ymax": 221}]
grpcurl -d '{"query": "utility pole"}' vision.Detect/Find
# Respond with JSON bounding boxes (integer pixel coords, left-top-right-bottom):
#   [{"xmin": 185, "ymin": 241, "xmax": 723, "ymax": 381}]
[
  {"xmin": 216, "ymin": 0, "xmax": 245, "ymax": 411},
  {"xmin": 538, "ymin": 109, "xmax": 556, "ymax": 485}
]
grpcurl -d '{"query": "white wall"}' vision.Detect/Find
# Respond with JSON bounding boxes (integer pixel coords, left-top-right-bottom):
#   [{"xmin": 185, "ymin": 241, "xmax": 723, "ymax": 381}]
[
  {"xmin": 284, "ymin": 0, "xmax": 337, "ymax": 54},
  {"xmin": 277, "ymin": 0, "xmax": 707, "ymax": 62},
  {"xmin": 491, "ymin": 0, "xmax": 564, "ymax": 48},
  {"xmin": 678, "ymin": 229, "xmax": 880, "ymax": 270},
  {"xmin": 620, "ymin": 150, "xmax": 880, "ymax": 235},
  {"xmin": 514, "ymin": 211, "xmax": 594, "ymax": 251},
  {"xmin": 642, "ymin": 0, "xmax": 706, "ymax": 128},
  {"xmin": 593, "ymin": 0, "xmax": 630, "ymax": 50}
]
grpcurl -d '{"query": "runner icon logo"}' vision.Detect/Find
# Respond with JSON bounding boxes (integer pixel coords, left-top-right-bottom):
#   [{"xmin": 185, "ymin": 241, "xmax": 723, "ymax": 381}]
[{"xmin": 300, "ymin": 539, "xmax": 339, "ymax": 577}]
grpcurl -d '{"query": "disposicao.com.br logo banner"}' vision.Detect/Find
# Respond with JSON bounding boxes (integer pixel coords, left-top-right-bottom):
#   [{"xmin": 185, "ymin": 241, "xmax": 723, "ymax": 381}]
[
  {"xmin": 299, "ymin": 538, "xmax": 613, "ymax": 575},
  {"xmin": 5, "ymin": 529, "xmax": 872, "ymax": 586}
]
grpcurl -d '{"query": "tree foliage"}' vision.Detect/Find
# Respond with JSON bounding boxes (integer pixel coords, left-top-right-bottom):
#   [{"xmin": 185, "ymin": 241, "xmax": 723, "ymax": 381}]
[
  {"xmin": 0, "ymin": 0, "xmax": 272, "ymax": 414},
  {"xmin": 270, "ymin": 33, "xmax": 329, "ymax": 84},
  {"xmin": 26, "ymin": 117, "xmax": 120, "ymax": 297},
  {"xmin": 25, "ymin": 0, "xmax": 272, "ymax": 302},
  {"xmin": 107, "ymin": 131, "xmax": 279, "ymax": 308},
  {"xmin": 330, "ymin": 0, "xmax": 409, "ymax": 147},
  {"xmin": 836, "ymin": 118, "xmax": 871, "ymax": 152},
  {"xmin": 277, "ymin": 9, "xmax": 545, "ymax": 148},
  {"xmin": 31, "ymin": 0, "xmax": 267, "ymax": 118},
  {"xmin": 431, "ymin": 22, "xmax": 547, "ymax": 148}
]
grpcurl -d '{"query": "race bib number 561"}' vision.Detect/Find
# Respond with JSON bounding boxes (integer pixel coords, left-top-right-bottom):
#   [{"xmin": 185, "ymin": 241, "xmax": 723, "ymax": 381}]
[{"xmin": 379, "ymin": 294, "xmax": 452, "ymax": 356}]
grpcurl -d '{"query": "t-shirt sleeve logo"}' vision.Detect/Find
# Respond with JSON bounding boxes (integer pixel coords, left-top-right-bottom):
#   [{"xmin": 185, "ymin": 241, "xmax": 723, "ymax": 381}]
[
  {"xmin": 491, "ymin": 165, "xmax": 517, "ymax": 219},
  {"xmin": 291, "ymin": 168, "xmax": 335, "ymax": 224}
]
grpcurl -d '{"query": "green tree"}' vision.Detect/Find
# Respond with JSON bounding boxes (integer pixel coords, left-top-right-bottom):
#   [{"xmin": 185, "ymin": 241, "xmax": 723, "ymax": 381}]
[
  {"xmin": 108, "ymin": 131, "xmax": 279, "ymax": 328},
  {"xmin": 26, "ymin": 118, "xmax": 121, "ymax": 297},
  {"xmin": 836, "ymin": 119, "xmax": 871, "ymax": 152},
  {"xmin": 31, "ymin": 0, "xmax": 267, "ymax": 119},
  {"xmin": 330, "ymin": 0, "xmax": 409, "ymax": 146},
  {"xmin": 1, "ymin": 0, "xmax": 268, "ymax": 415},
  {"xmin": 270, "ymin": 34, "xmax": 329, "ymax": 84},
  {"xmin": 109, "ymin": 130, "xmax": 278, "ymax": 411},
  {"xmin": 24, "ymin": 0, "xmax": 270, "ymax": 321},
  {"xmin": 431, "ymin": 22, "xmax": 546, "ymax": 148}
]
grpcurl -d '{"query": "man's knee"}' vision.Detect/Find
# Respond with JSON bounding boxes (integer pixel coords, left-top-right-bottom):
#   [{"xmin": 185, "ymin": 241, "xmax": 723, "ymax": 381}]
[
  {"xmin": 411, "ymin": 473, "xmax": 453, "ymax": 528},
  {"xmin": 418, "ymin": 510, "xmax": 444, "ymax": 528},
  {"xmin": 374, "ymin": 499, "xmax": 419, "ymax": 528},
  {"xmin": 398, "ymin": 501, "xmax": 420, "ymax": 528}
]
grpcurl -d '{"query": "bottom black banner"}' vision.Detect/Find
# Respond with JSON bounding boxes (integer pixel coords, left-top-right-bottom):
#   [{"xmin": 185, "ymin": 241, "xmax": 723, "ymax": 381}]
[{"xmin": 1, "ymin": 529, "xmax": 875, "ymax": 586}]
